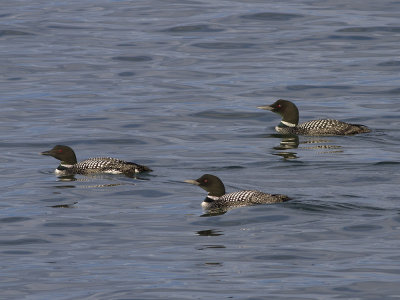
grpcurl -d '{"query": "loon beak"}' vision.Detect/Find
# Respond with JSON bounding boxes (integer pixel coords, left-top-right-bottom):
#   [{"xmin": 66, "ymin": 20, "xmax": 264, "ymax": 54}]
[
  {"xmin": 40, "ymin": 150, "xmax": 54, "ymax": 156},
  {"xmin": 257, "ymin": 105, "xmax": 274, "ymax": 111},
  {"xmin": 184, "ymin": 179, "xmax": 200, "ymax": 186}
]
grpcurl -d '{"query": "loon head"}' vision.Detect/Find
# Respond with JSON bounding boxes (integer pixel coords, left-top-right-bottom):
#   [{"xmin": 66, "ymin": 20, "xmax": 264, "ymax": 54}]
[
  {"xmin": 184, "ymin": 174, "xmax": 226, "ymax": 197},
  {"xmin": 41, "ymin": 145, "xmax": 78, "ymax": 165},
  {"xmin": 258, "ymin": 99, "xmax": 299, "ymax": 126}
]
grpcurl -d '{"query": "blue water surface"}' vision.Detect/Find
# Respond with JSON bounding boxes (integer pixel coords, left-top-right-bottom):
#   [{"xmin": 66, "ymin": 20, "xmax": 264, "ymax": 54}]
[{"xmin": 1, "ymin": 0, "xmax": 400, "ymax": 299}]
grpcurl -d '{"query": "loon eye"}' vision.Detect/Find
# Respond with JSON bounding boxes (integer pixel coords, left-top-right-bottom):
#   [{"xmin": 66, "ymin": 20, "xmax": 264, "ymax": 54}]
[
  {"xmin": 204, "ymin": 179, "xmax": 208, "ymax": 183},
  {"xmin": 58, "ymin": 149, "xmax": 63, "ymax": 153},
  {"xmin": 277, "ymin": 104, "xmax": 282, "ymax": 108}
]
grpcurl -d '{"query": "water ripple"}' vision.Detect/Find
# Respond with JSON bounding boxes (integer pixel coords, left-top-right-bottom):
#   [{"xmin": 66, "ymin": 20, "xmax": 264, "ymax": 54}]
[
  {"xmin": 0, "ymin": 217, "xmax": 30, "ymax": 223},
  {"xmin": 191, "ymin": 42, "xmax": 255, "ymax": 49},
  {"xmin": 241, "ymin": 12, "xmax": 303, "ymax": 21},
  {"xmin": 112, "ymin": 56, "xmax": 153, "ymax": 62},
  {"xmin": 337, "ymin": 26, "xmax": 400, "ymax": 33},
  {"xmin": 164, "ymin": 24, "xmax": 223, "ymax": 33},
  {"xmin": 0, "ymin": 29, "xmax": 35, "ymax": 37},
  {"xmin": 0, "ymin": 238, "xmax": 50, "ymax": 246}
]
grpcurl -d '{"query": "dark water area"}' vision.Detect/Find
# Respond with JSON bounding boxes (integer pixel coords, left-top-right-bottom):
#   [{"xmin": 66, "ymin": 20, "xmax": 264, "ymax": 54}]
[{"xmin": 1, "ymin": 0, "xmax": 399, "ymax": 299}]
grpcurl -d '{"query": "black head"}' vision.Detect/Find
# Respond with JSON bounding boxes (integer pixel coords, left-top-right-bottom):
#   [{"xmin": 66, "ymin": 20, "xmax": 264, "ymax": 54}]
[
  {"xmin": 41, "ymin": 145, "xmax": 77, "ymax": 165},
  {"xmin": 184, "ymin": 174, "xmax": 226, "ymax": 197},
  {"xmin": 258, "ymin": 99, "xmax": 299, "ymax": 125}
]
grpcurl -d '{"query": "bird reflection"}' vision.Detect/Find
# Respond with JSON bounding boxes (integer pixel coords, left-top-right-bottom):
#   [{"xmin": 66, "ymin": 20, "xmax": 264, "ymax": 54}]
[
  {"xmin": 57, "ymin": 175, "xmax": 77, "ymax": 182},
  {"xmin": 274, "ymin": 151, "xmax": 298, "ymax": 159},
  {"xmin": 196, "ymin": 229, "xmax": 223, "ymax": 236},
  {"xmin": 204, "ymin": 262, "xmax": 223, "ymax": 266},
  {"xmin": 273, "ymin": 134, "xmax": 300, "ymax": 150},
  {"xmin": 53, "ymin": 175, "xmax": 129, "ymax": 189},
  {"xmin": 200, "ymin": 208, "xmax": 228, "ymax": 217},
  {"xmin": 301, "ymin": 139, "xmax": 343, "ymax": 153},
  {"xmin": 51, "ymin": 173, "xmax": 149, "ymax": 189},
  {"xmin": 272, "ymin": 134, "xmax": 300, "ymax": 159},
  {"xmin": 269, "ymin": 134, "xmax": 343, "ymax": 159},
  {"xmin": 48, "ymin": 202, "xmax": 78, "ymax": 208},
  {"xmin": 56, "ymin": 173, "xmax": 150, "ymax": 182}
]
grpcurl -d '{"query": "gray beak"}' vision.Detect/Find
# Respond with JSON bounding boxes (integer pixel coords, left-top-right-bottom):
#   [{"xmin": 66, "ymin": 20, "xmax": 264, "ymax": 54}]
[
  {"xmin": 257, "ymin": 105, "xmax": 274, "ymax": 111},
  {"xmin": 40, "ymin": 150, "xmax": 52, "ymax": 156},
  {"xmin": 184, "ymin": 179, "xmax": 200, "ymax": 186}
]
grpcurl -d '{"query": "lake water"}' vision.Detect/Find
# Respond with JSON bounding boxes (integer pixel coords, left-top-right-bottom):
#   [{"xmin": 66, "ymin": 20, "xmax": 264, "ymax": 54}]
[{"xmin": 1, "ymin": 0, "xmax": 400, "ymax": 299}]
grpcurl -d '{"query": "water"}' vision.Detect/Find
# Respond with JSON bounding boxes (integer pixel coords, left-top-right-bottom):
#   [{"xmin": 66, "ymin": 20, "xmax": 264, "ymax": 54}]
[{"xmin": 1, "ymin": 0, "xmax": 400, "ymax": 299}]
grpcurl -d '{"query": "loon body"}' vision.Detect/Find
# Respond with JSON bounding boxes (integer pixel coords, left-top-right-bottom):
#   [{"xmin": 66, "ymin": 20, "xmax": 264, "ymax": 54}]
[
  {"xmin": 184, "ymin": 174, "xmax": 290, "ymax": 211},
  {"xmin": 258, "ymin": 99, "xmax": 370, "ymax": 136},
  {"xmin": 41, "ymin": 145, "xmax": 152, "ymax": 177}
]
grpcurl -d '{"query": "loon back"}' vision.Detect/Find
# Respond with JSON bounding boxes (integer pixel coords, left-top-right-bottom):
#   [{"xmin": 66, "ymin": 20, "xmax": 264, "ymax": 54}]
[
  {"xmin": 203, "ymin": 190, "xmax": 290, "ymax": 210},
  {"xmin": 277, "ymin": 119, "xmax": 371, "ymax": 136},
  {"xmin": 63, "ymin": 157, "xmax": 152, "ymax": 176}
]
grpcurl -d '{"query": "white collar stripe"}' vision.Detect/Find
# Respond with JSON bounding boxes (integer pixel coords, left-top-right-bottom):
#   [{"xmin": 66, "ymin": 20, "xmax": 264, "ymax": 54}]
[{"xmin": 281, "ymin": 120, "xmax": 296, "ymax": 127}]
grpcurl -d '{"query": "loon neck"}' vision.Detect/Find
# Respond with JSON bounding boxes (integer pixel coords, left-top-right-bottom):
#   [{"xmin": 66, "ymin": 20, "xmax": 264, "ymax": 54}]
[
  {"xmin": 206, "ymin": 194, "xmax": 220, "ymax": 201},
  {"xmin": 279, "ymin": 120, "xmax": 297, "ymax": 128},
  {"xmin": 207, "ymin": 184, "xmax": 225, "ymax": 197},
  {"xmin": 204, "ymin": 196, "xmax": 216, "ymax": 202},
  {"xmin": 61, "ymin": 154, "xmax": 78, "ymax": 165},
  {"xmin": 60, "ymin": 162, "xmax": 74, "ymax": 168},
  {"xmin": 281, "ymin": 102, "xmax": 299, "ymax": 125}
]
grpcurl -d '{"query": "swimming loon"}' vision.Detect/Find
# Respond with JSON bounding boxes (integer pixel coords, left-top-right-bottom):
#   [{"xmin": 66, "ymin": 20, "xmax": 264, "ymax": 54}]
[
  {"xmin": 184, "ymin": 174, "xmax": 290, "ymax": 211},
  {"xmin": 258, "ymin": 99, "xmax": 370, "ymax": 135},
  {"xmin": 41, "ymin": 145, "xmax": 152, "ymax": 177}
]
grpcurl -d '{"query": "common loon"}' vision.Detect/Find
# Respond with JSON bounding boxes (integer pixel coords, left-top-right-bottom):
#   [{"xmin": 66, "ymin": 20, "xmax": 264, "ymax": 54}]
[
  {"xmin": 258, "ymin": 99, "xmax": 370, "ymax": 135},
  {"xmin": 184, "ymin": 174, "xmax": 290, "ymax": 211},
  {"xmin": 41, "ymin": 145, "xmax": 152, "ymax": 177}
]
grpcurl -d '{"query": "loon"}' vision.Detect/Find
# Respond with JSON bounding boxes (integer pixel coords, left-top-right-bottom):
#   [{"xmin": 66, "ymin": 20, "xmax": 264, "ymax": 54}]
[
  {"xmin": 258, "ymin": 99, "xmax": 370, "ymax": 135},
  {"xmin": 184, "ymin": 174, "xmax": 290, "ymax": 211},
  {"xmin": 41, "ymin": 145, "xmax": 152, "ymax": 177}
]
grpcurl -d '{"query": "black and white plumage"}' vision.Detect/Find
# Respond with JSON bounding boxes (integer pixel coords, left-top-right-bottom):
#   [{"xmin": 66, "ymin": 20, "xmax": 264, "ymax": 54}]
[
  {"xmin": 258, "ymin": 99, "xmax": 370, "ymax": 136},
  {"xmin": 184, "ymin": 174, "xmax": 290, "ymax": 212},
  {"xmin": 41, "ymin": 145, "xmax": 152, "ymax": 177}
]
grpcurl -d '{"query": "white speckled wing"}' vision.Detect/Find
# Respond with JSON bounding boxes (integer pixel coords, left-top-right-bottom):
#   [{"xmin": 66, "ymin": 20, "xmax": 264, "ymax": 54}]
[
  {"xmin": 276, "ymin": 119, "xmax": 370, "ymax": 135},
  {"xmin": 220, "ymin": 190, "xmax": 288, "ymax": 205},
  {"xmin": 73, "ymin": 157, "xmax": 122, "ymax": 173},
  {"xmin": 203, "ymin": 190, "xmax": 289, "ymax": 211},
  {"xmin": 299, "ymin": 119, "xmax": 348, "ymax": 131},
  {"xmin": 69, "ymin": 157, "xmax": 148, "ymax": 175}
]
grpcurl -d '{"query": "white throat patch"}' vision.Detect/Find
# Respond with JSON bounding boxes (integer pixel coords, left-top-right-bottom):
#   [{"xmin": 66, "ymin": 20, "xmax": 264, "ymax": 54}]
[
  {"xmin": 60, "ymin": 164, "xmax": 73, "ymax": 168},
  {"xmin": 281, "ymin": 120, "xmax": 296, "ymax": 127}
]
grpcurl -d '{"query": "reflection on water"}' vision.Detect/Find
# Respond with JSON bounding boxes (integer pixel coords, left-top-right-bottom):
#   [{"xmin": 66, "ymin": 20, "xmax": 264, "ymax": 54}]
[
  {"xmin": 56, "ymin": 173, "xmax": 151, "ymax": 181},
  {"xmin": 270, "ymin": 134, "xmax": 344, "ymax": 159},
  {"xmin": 54, "ymin": 185, "xmax": 76, "ymax": 189},
  {"xmin": 53, "ymin": 173, "xmax": 150, "ymax": 189},
  {"xmin": 273, "ymin": 135, "xmax": 300, "ymax": 159},
  {"xmin": 274, "ymin": 151, "xmax": 299, "ymax": 160},
  {"xmin": 196, "ymin": 229, "xmax": 223, "ymax": 236},
  {"xmin": 196, "ymin": 244, "xmax": 226, "ymax": 250},
  {"xmin": 201, "ymin": 209, "xmax": 228, "ymax": 217},
  {"xmin": 79, "ymin": 183, "xmax": 125, "ymax": 189},
  {"xmin": 203, "ymin": 262, "xmax": 223, "ymax": 267},
  {"xmin": 55, "ymin": 182, "xmax": 125, "ymax": 189},
  {"xmin": 49, "ymin": 202, "xmax": 78, "ymax": 208},
  {"xmin": 273, "ymin": 135, "xmax": 300, "ymax": 150},
  {"xmin": 57, "ymin": 175, "xmax": 77, "ymax": 182}
]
